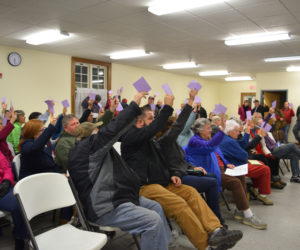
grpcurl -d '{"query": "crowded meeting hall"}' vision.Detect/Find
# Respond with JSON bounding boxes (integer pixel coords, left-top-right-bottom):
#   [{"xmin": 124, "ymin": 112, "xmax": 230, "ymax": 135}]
[{"xmin": 1, "ymin": 0, "xmax": 300, "ymax": 250}]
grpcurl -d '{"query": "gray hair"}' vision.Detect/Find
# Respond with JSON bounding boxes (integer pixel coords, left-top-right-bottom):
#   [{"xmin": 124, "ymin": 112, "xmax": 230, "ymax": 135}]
[
  {"xmin": 62, "ymin": 114, "xmax": 78, "ymax": 128},
  {"xmin": 15, "ymin": 110, "xmax": 25, "ymax": 122},
  {"xmin": 224, "ymin": 120, "xmax": 239, "ymax": 134},
  {"xmin": 191, "ymin": 118, "xmax": 210, "ymax": 134},
  {"xmin": 229, "ymin": 117, "xmax": 242, "ymax": 125}
]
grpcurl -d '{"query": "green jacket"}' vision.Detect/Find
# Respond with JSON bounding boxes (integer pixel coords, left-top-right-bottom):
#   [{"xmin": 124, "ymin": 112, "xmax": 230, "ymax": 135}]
[
  {"xmin": 55, "ymin": 110, "xmax": 114, "ymax": 171},
  {"xmin": 6, "ymin": 122, "xmax": 22, "ymax": 154}
]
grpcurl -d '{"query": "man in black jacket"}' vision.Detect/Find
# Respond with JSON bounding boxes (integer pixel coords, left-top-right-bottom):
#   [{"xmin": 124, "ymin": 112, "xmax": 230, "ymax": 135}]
[
  {"xmin": 252, "ymin": 100, "xmax": 269, "ymax": 117},
  {"xmin": 68, "ymin": 92, "xmax": 171, "ymax": 250},
  {"xmin": 121, "ymin": 94, "xmax": 242, "ymax": 250}
]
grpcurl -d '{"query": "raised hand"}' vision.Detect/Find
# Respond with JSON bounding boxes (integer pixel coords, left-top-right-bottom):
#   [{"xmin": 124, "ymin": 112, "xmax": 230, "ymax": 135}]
[
  {"xmin": 133, "ymin": 92, "xmax": 148, "ymax": 106},
  {"xmin": 164, "ymin": 94, "xmax": 175, "ymax": 107}
]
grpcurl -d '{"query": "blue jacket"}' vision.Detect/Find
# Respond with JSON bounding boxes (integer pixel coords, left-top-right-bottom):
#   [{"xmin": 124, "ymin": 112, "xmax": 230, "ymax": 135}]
[
  {"xmin": 184, "ymin": 131, "xmax": 228, "ymax": 191},
  {"xmin": 219, "ymin": 133, "xmax": 250, "ymax": 166},
  {"xmin": 20, "ymin": 124, "xmax": 61, "ymax": 179}
]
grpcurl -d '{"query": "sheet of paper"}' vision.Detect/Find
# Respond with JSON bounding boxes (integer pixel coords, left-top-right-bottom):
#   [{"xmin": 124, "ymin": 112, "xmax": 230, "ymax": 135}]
[
  {"xmin": 246, "ymin": 110, "xmax": 252, "ymax": 120},
  {"xmin": 162, "ymin": 83, "xmax": 173, "ymax": 95},
  {"xmin": 213, "ymin": 104, "xmax": 227, "ymax": 114},
  {"xmin": 98, "ymin": 102, "xmax": 102, "ymax": 109},
  {"xmin": 45, "ymin": 100, "xmax": 54, "ymax": 114},
  {"xmin": 225, "ymin": 163, "xmax": 248, "ymax": 176},
  {"xmin": 248, "ymin": 160, "xmax": 262, "ymax": 165},
  {"xmin": 194, "ymin": 96, "xmax": 201, "ymax": 103},
  {"xmin": 116, "ymin": 102, "xmax": 123, "ymax": 111},
  {"xmin": 187, "ymin": 80, "xmax": 202, "ymax": 91},
  {"xmin": 10, "ymin": 101, "xmax": 13, "ymax": 111},
  {"xmin": 150, "ymin": 103, "xmax": 155, "ymax": 111},
  {"xmin": 89, "ymin": 91, "xmax": 96, "ymax": 101},
  {"xmin": 61, "ymin": 99, "xmax": 70, "ymax": 108},
  {"xmin": 184, "ymin": 98, "xmax": 188, "ymax": 104},
  {"xmin": 108, "ymin": 90, "xmax": 113, "ymax": 95},
  {"xmin": 272, "ymin": 100, "xmax": 277, "ymax": 108},
  {"xmin": 133, "ymin": 77, "xmax": 152, "ymax": 92},
  {"xmin": 1, "ymin": 97, "xmax": 6, "ymax": 103},
  {"xmin": 261, "ymin": 121, "xmax": 272, "ymax": 132},
  {"xmin": 176, "ymin": 109, "xmax": 181, "ymax": 115}
]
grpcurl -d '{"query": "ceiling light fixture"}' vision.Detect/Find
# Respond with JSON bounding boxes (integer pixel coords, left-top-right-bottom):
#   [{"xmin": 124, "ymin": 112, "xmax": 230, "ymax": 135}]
[
  {"xmin": 26, "ymin": 30, "xmax": 70, "ymax": 45},
  {"xmin": 286, "ymin": 66, "xmax": 300, "ymax": 72},
  {"xmin": 148, "ymin": 0, "xmax": 224, "ymax": 16},
  {"xmin": 199, "ymin": 70, "xmax": 229, "ymax": 76},
  {"xmin": 264, "ymin": 56, "xmax": 300, "ymax": 62},
  {"xmin": 110, "ymin": 50, "xmax": 151, "ymax": 59},
  {"xmin": 162, "ymin": 62, "xmax": 199, "ymax": 69},
  {"xmin": 225, "ymin": 76, "xmax": 253, "ymax": 81},
  {"xmin": 225, "ymin": 32, "xmax": 291, "ymax": 46}
]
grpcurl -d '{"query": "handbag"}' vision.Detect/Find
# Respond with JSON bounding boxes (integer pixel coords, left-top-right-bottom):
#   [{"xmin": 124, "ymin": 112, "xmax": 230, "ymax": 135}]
[{"xmin": 264, "ymin": 134, "xmax": 277, "ymax": 151}]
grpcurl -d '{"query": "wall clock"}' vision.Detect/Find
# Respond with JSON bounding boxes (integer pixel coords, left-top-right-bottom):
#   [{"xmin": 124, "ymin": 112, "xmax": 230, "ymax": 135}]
[{"xmin": 8, "ymin": 52, "xmax": 22, "ymax": 66}]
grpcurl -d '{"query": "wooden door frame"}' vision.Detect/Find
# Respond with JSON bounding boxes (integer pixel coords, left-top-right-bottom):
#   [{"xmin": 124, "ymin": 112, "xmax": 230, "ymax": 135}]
[
  {"xmin": 71, "ymin": 57, "xmax": 111, "ymax": 113},
  {"xmin": 240, "ymin": 92, "xmax": 256, "ymax": 106}
]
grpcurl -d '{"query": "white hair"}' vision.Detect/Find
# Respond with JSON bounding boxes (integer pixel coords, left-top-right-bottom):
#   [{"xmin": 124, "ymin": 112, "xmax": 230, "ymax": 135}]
[{"xmin": 224, "ymin": 120, "xmax": 239, "ymax": 134}]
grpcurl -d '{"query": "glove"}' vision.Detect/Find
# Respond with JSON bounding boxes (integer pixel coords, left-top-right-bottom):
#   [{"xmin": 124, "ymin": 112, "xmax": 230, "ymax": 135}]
[{"xmin": 0, "ymin": 179, "xmax": 11, "ymax": 198}]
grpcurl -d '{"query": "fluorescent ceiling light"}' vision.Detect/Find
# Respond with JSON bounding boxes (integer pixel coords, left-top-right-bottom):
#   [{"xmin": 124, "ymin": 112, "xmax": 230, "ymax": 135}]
[
  {"xmin": 110, "ymin": 50, "xmax": 151, "ymax": 59},
  {"xmin": 225, "ymin": 76, "xmax": 253, "ymax": 81},
  {"xmin": 162, "ymin": 62, "xmax": 198, "ymax": 69},
  {"xmin": 264, "ymin": 56, "xmax": 300, "ymax": 62},
  {"xmin": 199, "ymin": 70, "xmax": 229, "ymax": 76},
  {"xmin": 26, "ymin": 30, "xmax": 70, "ymax": 45},
  {"xmin": 225, "ymin": 32, "xmax": 291, "ymax": 46},
  {"xmin": 286, "ymin": 66, "xmax": 300, "ymax": 72},
  {"xmin": 148, "ymin": 0, "xmax": 224, "ymax": 15}
]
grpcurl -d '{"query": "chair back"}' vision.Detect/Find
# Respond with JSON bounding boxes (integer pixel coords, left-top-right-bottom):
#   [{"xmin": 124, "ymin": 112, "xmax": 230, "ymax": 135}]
[
  {"xmin": 113, "ymin": 142, "xmax": 121, "ymax": 155},
  {"xmin": 14, "ymin": 173, "xmax": 75, "ymax": 220},
  {"xmin": 13, "ymin": 154, "xmax": 21, "ymax": 180},
  {"xmin": 7, "ymin": 142, "xmax": 15, "ymax": 157}
]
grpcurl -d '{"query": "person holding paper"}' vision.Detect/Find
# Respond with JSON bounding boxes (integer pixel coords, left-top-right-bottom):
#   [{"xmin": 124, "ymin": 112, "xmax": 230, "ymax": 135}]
[
  {"xmin": 81, "ymin": 94, "xmax": 101, "ymax": 113},
  {"xmin": 251, "ymin": 100, "xmax": 269, "ymax": 117},
  {"xmin": 195, "ymin": 103, "xmax": 207, "ymax": 119},
  {"xmin": 185, "ymin": 118, "xmax": 267, "ymax": 230},
  {"xmin": 281, "ymin": 101, "xmax": 295, "ymax": 143},
  {"xmin": 121, "ymin": 95, "xmax": 242, "ymax": 250},
  {"xmin": 68, "ymin": 92, "xmax": 172, "ymax": 250},
  {"xmin": 0, "ymin": 110, "xmax": 17, "ymax": 162},
  {"xmin": 247, "ymin": 118, "xmax": 285, "ymax": 189},
  {"xmin": 238, "ymin": 100, "xmax": 251, "ymax": 122},
  {"xmin": 6, "ymin": 110, "xmax": 26, "ymax": 154},
  {"xmin": 219, "ymin": 120, "xmax": 273, "ymax": 206}
]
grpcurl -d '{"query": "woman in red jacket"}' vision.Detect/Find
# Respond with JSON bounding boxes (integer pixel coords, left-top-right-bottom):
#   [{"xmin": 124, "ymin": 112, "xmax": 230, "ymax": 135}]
[
  {"xmin": 0, "ymin": 151, "xmax": 27, "ymax": 250},
  {"xmin": 0, "ymin": 110, "xmax": 17, "ymax": 162}
]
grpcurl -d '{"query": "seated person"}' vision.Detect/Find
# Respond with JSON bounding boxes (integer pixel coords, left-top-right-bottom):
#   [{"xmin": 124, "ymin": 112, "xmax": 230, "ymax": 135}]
[
  {"xmin": 0, "ymin": 110, "xmax": 17, "ymax": 162},
  {"xmin": 68, "ymin": 92, "xmax": 171, "ymax": 250},
  {"xmin": 219, "ymin": 120, "xmax": 273, "ymax": 206},
  {"xmin": 156, "ymin": 90, "xmax": 223, "ymax": 224},
  {"xmin": 185, "ymin": 118, "xmax": 267, "ymax": 230},
  {"xmin": 7, "ymin": 110, "xmax": 26, "ymax": 154},
  {"xmin": 211, "ymin": 115, "xmax": 222, "ymax": 128},
  {"xmin": 256, "ymin": 117, "xmax": 300, "ymax": 183},
  {"xmin": 247, "ymin": 118, "xmax": 284, "ymax": 189},
  {"xmin": 18, "ymin": 114, "xmax": 61, "ymax": 179},
  {"xmin": 55, "ymin": 99, "xmax": 117, "ymax": 172},
  {"xmin": 0, "ymin": 151, "xmax": 27, "ymax": 250},
  {"xmin": 121, "ymin": 94, "xmax": 243, "ymax": 250}
]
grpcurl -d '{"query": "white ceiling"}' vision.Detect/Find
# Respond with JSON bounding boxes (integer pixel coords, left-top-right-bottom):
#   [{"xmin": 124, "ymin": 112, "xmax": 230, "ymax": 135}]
[{"xmin": 1, "ymin": 0, "xmax": 300, "ymax": 80}]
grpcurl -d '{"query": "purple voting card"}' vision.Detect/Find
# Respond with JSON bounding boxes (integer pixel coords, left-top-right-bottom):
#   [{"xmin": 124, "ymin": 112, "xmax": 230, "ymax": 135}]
[
  {"xmin": 162, "ymin": 83, "xmax": 173, "ymax": 95},
  {"xmin": 272, "ymin": 100, "xmax": 277, "ymax": 108},
  {"xmin": 290, "ymin": 103, "xmax": 293, "ymax": 108},
  {"xmin": 176, "ymin": 109, "xmax": 181, "ymax": 115},
  {"xmin": 89, "ymin": 92, "xmax": 96, "ymax": 101},
  {"xmin": 232, "ymin": 114, "xmax": 235, "ymax": 118},
  {"xmin": 120, "ymin": 87, "xmax": 124, "ymax": 92},
  {"xmin": 61, "ymin": 100, "xmax": 70, "ymax": 108},
  {"xmin": 155, "ymin": 92, "xmax": 159, "ymax": 97},
  {"xmin": 117, "ymin": 89, "xmax": 120, "ymax": 95},
  {"xmin": 98, "ymin": 103, "xmax": 103, "ymax": 109},
  {"xmin": 133, "ymin": 77, "xmax": 152, "ymax": 92},
  {"xmin": 184, "ymin": 98, "xmax": 188, "ymax": 104},
  {"xmin": 271, "ymin": 114, "xmax": 275, "ymax": 119},
  {"xmin": 2, "ymin": 118, "xmax": 7, "ymax": 125},
  {"xmin": 214, "ymin": 104, "xmax": 227, "ymax": 114},
  {"xmin": 261, "ymin": 122, "xmax": 272, "ymax": 132},
  {"xmin": 194, "ymin": 96, "xmax": 201, "ymax": 103},
  {"xmin": 10, "ymin": 101, "xmax": 13, "ymax": 111},
  {"xmin": 188, "ymin": 80, "xmax": 202, "ymax": 91},
  {"xmin": 150, "ymin": 103, "xmax": 156, "ymax": 111},
  {"xmin": 108, "ymin": 90, "xmax": 113, "ymax": 95},
  {"xmin": 1, "ymin": 97, "xmax": 6, "ymax": 103},
  {"xmin": 161, "ymin": 104, "xmax": 164, "ymax": 109},
  {"xmin": 246, "ymin": 110, "xmax": 252, "ymax": 120},
  {"xmin": 45, "ymin": 100, "xmax": 54, "ymax": 114},
  {"xmin": 116, "ymin": 102, "xmax": 123, "ymax": 112}
]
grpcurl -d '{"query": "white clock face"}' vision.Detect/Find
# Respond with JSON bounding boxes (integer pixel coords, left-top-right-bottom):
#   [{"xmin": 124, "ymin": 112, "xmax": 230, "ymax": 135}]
[{"xmin": 8, "ymin": 52, "xmax": 22, "ymax": 66}]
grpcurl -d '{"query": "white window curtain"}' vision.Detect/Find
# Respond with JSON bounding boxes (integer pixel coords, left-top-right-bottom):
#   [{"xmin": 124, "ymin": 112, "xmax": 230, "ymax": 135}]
[{"xmin": 75, "ymin": 87, "xmax": 107, "ymax": 118}]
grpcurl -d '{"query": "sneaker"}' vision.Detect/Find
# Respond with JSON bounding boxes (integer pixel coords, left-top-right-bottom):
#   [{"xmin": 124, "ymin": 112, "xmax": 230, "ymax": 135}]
[
  {"xmin": 208, "ymin": 227, "xmax": 243, "ymax": 247},
  {"xmin": 233, "ymin": 209, "xmax": 244, "ymax": 221},
  {"xmin": 290, "ymin": 176, "xmax": 300, "ymax": 183},
  {"xmin": 256, "ymin": 194, "xmax": 274, "ymax": 205},
  {"xmin": 242, "ymin": 214, "xmax": 267, "ymax": 230},
  {"xmin": 279, "ymin": 180, "xmax": 287, "ymax": 186}
]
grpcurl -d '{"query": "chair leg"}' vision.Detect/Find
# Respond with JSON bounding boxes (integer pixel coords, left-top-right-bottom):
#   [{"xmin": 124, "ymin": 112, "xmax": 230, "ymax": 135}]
[
  {"xmin": 283, "ymin": 159, "xmax": 290, "ymax": 172},
  {"xmin": 220, "ymin": 191, "xmax": 231, "ymax": 211},
  {"xmin": 279, "ymin": 165, "xmax": 285, "ymax": 176},
  {"xmin": 132, "ymin": 235, "xmax": 141, "ymax": 250}
]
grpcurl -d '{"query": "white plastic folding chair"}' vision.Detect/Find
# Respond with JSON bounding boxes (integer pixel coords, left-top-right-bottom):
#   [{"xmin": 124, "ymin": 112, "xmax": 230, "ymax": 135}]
[
  {"xmin": 7, "ymin": 142, "xmax": 15, "ymax": 157},
  {"xmin": 13, "ymin": 173, "xmax": 107, "ymax": 250}
]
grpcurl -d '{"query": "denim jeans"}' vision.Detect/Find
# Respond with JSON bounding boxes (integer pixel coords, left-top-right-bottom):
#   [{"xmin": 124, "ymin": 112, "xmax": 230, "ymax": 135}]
[
  {"xmin": 96, "ymin": 196, "xmax": 171, "ymax": 250},
  {"xmin": 181, "ymin": 174, "xmax": 222, "ymax": 221},
  {"xmin": 293, "ymin": 121, "xmax": 300, "ymax": 143},
  {"xmin": 272, "ymin": 143, "xmax": 300, "ymax": 177},
  {"xmin": 0, "ymin": 188, "xmax": 27, "ymax": 239},
  {"xmin": 282, "ymin": 124, "xmax": 291, "ymax": 143}
]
